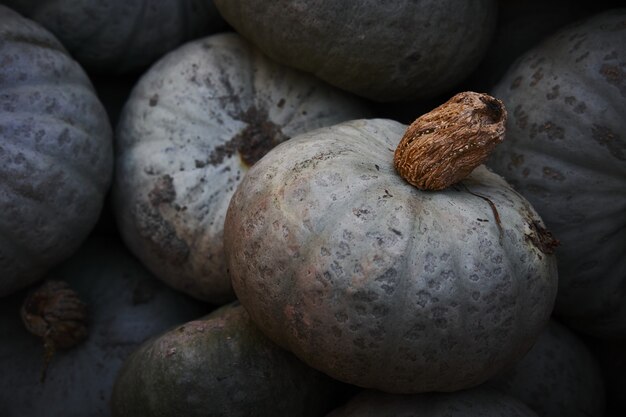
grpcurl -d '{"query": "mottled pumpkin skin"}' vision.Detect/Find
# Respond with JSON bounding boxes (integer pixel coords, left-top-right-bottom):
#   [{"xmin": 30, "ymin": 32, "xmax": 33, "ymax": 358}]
[
  {"xmin": 113, "ymin": 33, "xmax": 369, "ymax": 303},
  {"xmin": 326, "ymin": 387, "xmax": 538, "ymax": 417},
  {"xmin": 0, "ymin": 6, "xmax": 113, "ymax": 297},
  {"xmin": 111, "ymin": 303, "xmax": 341, "ymax": 417},
  {"xmin": 0, "ymin": 236, "xmax": 207, "ymax": 416},
  {"xmin": 213, "ymin": 0, "xmax": 497, "ymax": 102},
  {"xmin": 488, "ymin": 10, "xmax": 626, "ymax": 338},
  {"xmin": 490, "ymin": 320, "xmax": 606, "ymax": 417},
  {"xmin": 2, "ymin": 0, "xmax": 226, "ymax": 73},
  {"xmin": 224, "ymin": 119, "xmax": 558, "ymax": 393}
]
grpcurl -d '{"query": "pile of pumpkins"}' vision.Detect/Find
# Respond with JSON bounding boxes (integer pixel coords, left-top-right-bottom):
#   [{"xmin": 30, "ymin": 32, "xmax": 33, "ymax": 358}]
[{"xmin": 0, "ymin": 1, "xmax": 623, "ymax": 416}]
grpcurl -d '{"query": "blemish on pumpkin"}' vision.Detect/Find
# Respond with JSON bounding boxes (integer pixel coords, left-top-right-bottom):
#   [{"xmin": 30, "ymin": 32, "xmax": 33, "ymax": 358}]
[
  {"xmin": 575, "ymin": 51, "xmax": 590, "ymax": 63},
  {"xmin": 591, "ymin": 124, "xmax": 625, "ymax": 161},
  {"xmin": 200, "ymin": 107, "xmax": 288, "ymax": 168},
  {"xmin": 166, "ymin": 347, "xmax": 177, "ymax": 357},
  {"xmin": 600, "ymin": 64, "xmax": 625, "ymax": 97},
  {"xmin": 538, "ymin": 121, "xmax": 564, "ymax": 140},
  {"xmin": 148, "ymin": 175, "xmax": 176, "ymax": 206},
  {"xmin": 149, "ymin": 94, "xmax": 159, "ymax": 107},
  {"xmin": 542, "ymin": 167, "xmax": 565, "ymax": 181},
  {"xmin": 546, "ymin": 85, "xmax": 560, "ymax": 100},
  {"xmin": 513, "ymin": 105, "xmax": 528, "ymax": 129},
  {"xmin": 277, "ymin": 98, "xmax": 286, "ymax": 108},
  {"xmin": 529, "ymin": 68, "xmax": 544, "ymax": 86},
  {"xmin": 510, "ymin": 76, "xmax": 523, "ymax": 90},
  {"xmin": 508, "ymin": 153, "xmax": 524, "ymax": 170},
  {"xmin": 57, "ymin": 128, "xmax": 71, "ymax": 145},
  {"xmin": 525, "ymin": 221, "xmax": 559, "ymax": 255},
  {"xmin": 135, "ymin": 202, "xmax": 190, "ymax": 266}
]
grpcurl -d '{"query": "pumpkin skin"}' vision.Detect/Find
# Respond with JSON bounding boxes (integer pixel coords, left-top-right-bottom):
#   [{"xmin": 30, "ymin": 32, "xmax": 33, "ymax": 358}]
[
  {"xmin": 111, "ymin": 302, "xmax": 342, "ymax": 417},
  {"xmin": 113, "ymin": 32, "xmax": 369, "ymax": 303},
  {"xmin": 325, "ymin": 386, "xmax": 538, "ymax": 417},
  {"xmin": 0, "ymin": 236, "xmax": 208, "ymax": 416},
  {"xmin": 489, "ymin": 319, "xmax": 606, "ymax": 417},
  {"xmin": 223, "ymin": 119, "xmax": 558, "ymax": 393},
  {"xmin": 488, "ymin": 10, "xmax": 626, "ymax": 338},
  {"xmin": 1, "ymin": 0, "xmax": 226, "ymax": 74},
  {"xmin": 213, "ymin": 0, "xmax": 497, "ymax": 102},
  {"xmin": 0, "ymin": 6, "xmax": 113, "ymax": 297}
]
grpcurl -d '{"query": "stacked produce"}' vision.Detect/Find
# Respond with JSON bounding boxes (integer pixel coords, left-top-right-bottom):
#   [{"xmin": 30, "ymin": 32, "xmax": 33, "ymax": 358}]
[{"xmin": 1, "ymin": 1, "xmax": 623, "ymax": 416}]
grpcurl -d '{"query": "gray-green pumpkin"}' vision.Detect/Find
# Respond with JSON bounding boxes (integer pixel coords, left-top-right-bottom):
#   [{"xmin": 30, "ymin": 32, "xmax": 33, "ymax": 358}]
[
  {"xmin": 0, "ymin": 236, "xmax": 208, "ymax": 416},
  {"xmin": 0, "ymin": 6, "xmax": 113, "ymax": 297},
  {"xmin": 223, "ymin": 118, "xmax": 558, "ymax": 393},
  {"xmin": 1, "ymin": 0, "xmax": 226, "ymax": 73},
  {"xmin": 488, "ymin": 9, "xmax": 626, "ymax": 338},
  {"xmin": 111, "ymin": 302, "xmax": 343, "ymax": 417},
  {"xmin": 213, "ymin": 0, "xmax": 497, "ymax": 102},
  {"xmin": 489, "ymin": 319, "xmax": 606, "ymax": 417},
  {"xmin": 113, "ymin": 32, "xmax": 369, "ymax": 304},
  {"xmin": 325, "ymin": 386, "xmax": 538, "ymax": 417}
]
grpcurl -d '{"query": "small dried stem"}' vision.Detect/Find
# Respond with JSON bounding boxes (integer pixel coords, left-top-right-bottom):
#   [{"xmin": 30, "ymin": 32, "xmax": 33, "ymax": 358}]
[
  {"xmin": 394, "ymin": 91, "xmax": 507, "ymax": 190},
  {"xmin": 21, "ymin": 280, "xmax": 88, "ymax": 383}
]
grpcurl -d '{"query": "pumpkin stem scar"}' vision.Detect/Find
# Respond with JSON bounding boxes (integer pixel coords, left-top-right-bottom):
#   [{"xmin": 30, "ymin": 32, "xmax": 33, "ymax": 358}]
[{"xmin": 455, "ymin": 183, "xmax": 504, "ymax": 242}]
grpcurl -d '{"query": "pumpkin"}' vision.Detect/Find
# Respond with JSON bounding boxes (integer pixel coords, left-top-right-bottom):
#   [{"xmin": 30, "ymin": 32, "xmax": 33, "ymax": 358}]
[
  {"xmin": 113, "ymin": 32, "xmax": 369, "ymax": 303},
  {"xmin": 487, "ymin": 9, "xmax": 626, "ymax": 338},
  {"xmin": 0, "ymin": 235, "xmax": 208, "ymax": 416},
  {"xmin": 223, "ymin": 118, "xmax": 558, "ymax": 393},
  {"xmin": 0, "ymin": 6, "xmax": 113, "ymax": 297},
  {"xmin": 463, "ymin": 0, "xmax": 593, "ymax": 92},
  {"xmin": 111, "ymin": 302, "xmax": 344, "ymax": 417},
  {"xmin": 489, "ymin": 319, "xmax": 606, "ymax": 417},
  {"xmin": 213, "ymin": 0, "xmax": 497, "ymax": 102},
  {"xmin": 325, "ymin": 386, "xmax": 538, "ymax": 417},
  {"xmin": 1, "ymin": 0, "xmax": 226, "ymax": 74}
]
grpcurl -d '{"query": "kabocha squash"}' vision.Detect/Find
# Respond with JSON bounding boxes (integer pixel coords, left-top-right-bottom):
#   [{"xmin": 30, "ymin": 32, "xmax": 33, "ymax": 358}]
[
  {"xmin": 488, "ymin": 9, "xmax": 626, "ymax": 338},
  {"xmin": 325, "ymin": 387, "xmax": 539, "ymax": 417},
  {"xmin": 0, "ymin": 6, "xmax": 113, "ymax": 297},
  {"xmin": 113, "ymin": 32, "xmax": 369, "ymax": 303},
  {"xmin": 0, "ymin": 236, "xmax": 208, "ymax": 416},
  {"xmin": 1, "ymin": 0, "xmax": 226, "ymax": 74},
  {"xmin": 223, "ymin": 116, "xmax": 558, "ymax": 393},
  {"xmin": 111, "ymin": 303, "xmax": 343, "ymax": 417},
  {"xmin": 213, "ymin": 0, "xmax": 497, "ymax": 102},
  {"xmin": 490, "ymin": 319, "xmax": 606, "ymax": 417}
]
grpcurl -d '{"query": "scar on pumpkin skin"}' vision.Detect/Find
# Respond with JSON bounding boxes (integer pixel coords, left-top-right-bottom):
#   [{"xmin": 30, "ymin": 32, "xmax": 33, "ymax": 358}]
[{"xmin": 454, "ymin": 182, "xmax": 504, "ymax": 243}]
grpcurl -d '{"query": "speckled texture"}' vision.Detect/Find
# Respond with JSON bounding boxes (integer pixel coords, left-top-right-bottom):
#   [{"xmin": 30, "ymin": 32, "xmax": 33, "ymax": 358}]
[
  {"xmin": 113, "ymin": 32, "xmax": 369, "ymax": 303},
  {"xmin": 490, "ymin": 319, "xmax": 606, "ymax": 417},
  {"xmin": 1, "ymin": 0, "xmax": 226, "ymax": 73},
  {"xmin": 0, "ymin": 236, "xmax": 208, "ymax": 417},
  {"xmin": 325, "ymin": 386, "xmax": 539, "ymax": 417},
  {"xmin": 111, "ymin": 302, "xmax": 341, "ymax": 417},
  {"xmin": 213, "ymin": 0, "xmax": 497, "ymax": 102},
  {"xmin": 224, "ymin": 119, "xmax": 558, "ymax": 393},
  {"xmin": 0, "ymin": 6, "xmax": 113, "ymax": 297},
  {"xmin": 488, "ymin": 9, "xmax": 626, "ymax": 338}
]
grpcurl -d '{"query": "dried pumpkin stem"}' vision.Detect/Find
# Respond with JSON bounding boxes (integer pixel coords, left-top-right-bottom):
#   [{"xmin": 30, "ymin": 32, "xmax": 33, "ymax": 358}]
[
  {"xmin": 21, "ymin": 280, "xmax": 88, "ymax": 383},
  {"xmin": 394, "ymin": 91, "xmax": 507, "ymax": 190}
]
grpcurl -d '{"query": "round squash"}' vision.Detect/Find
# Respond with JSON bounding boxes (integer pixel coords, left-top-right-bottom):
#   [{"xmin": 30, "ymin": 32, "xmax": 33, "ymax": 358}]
[
  {"xmin": 223, "ymin": 118, "xmax": 558, "ymax": 393},
  {"xmin": 1, "ymin": 0, "xmax": 226, "ymax": 74},
  {"xmin": 213, "ymin": 0, "xmax": 497, "ymax": 102},
  {"xmin": 0, "ymin": 6, "xmax": 113, "ymax": 297},
  {"xmin": 488, "ymin": 9, "xmax": 626, "ymax": 338},
  {"xmin": 326, "ymin": 386, "xmax": 538, "ymax": 417},
  {"xmin": 111, "ymin": 302, "xmax": 343, "ymax": 417},
  {"xmin": 490, "ymin": 319, "xmax": 606, "ymax": 417},
  {"xmin": 113, "ymin": 32, "xmax": 369, "ymax": 303},
  {"xmin": 0, "ymin": 236, "xmax": 208, "ymax": 416}
]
